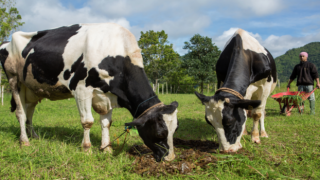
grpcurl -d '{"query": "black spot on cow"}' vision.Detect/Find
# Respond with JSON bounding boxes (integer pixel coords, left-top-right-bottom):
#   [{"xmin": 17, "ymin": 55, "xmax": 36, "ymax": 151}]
[
  {"xmin": 85, "ymin": 68, "xmax": 111, "ymax": 93},
  {"xmin": 22, "ymin": 24, "xmax": 82, "ymax": 85},
  {"xmin": 0, "ymin": 41, "xmax": 9, "ymax": 78},
  {"xmin": 10, "ymin": 94, "xmax": 17, "ymax": 112},
  {"xmin": 205, "ymin": 116, "xmax": 212, "ymax": 126},
  {"xmin": 71, "ymin": 54, "xmax": 83, "ymax": 73},
  {"xmin": 69, "ymin": 54, "xmax": 87, "ymax": 91},
  {"xmin": 221, "ymin": 105, "xmax": 245, "ymax": 144},
  {"xmin": 265, "ymin": 48, "xmax": 277, "ymax": 83},
  {"xmin": 63, "ymin": 70, "xmax": 71, "ymax": 80}
]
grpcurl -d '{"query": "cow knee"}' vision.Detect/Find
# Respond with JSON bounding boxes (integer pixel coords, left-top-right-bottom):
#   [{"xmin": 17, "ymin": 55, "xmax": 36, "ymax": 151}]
[
  {"xmin": 252, "ymin": 112, "xmax": 261, "ymax": 121},
  {"xmin": 81, "ymin": 117, "xmax": 94, "ymax": 130},
  {"xmin": 82, "ymin": 121, "xmax": 94, "ymax": 130}
]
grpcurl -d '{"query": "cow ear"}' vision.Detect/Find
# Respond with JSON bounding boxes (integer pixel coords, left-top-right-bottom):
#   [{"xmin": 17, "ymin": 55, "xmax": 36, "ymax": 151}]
[
  {"xmin": 159, "ymin": 102, "xmax": 178, "ymax": 115},
  {"xmin": 195, "ymin": 91, "xmax": 211, "ymax": 104},
  {"xmin": 233, "ymin": 100, "xmax": 261, "ymax": 110},
  {"xmin": 170, "ymin": 101, "xmax": 179, "ymax": 108},
  {"xmin": 125, "ymin": 117, "xmax": 148, "ymax": 127}
]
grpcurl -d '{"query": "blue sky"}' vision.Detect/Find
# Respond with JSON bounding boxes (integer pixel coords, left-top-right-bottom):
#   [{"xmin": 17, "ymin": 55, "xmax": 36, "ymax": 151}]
[{"xmin": 16, "ymin": 0, "xmax": 320, "ymax": 57}]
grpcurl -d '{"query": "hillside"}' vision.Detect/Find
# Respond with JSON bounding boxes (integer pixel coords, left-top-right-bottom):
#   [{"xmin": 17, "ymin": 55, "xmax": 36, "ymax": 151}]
[{"xmin": 275, "ymin": 42, "xmax": 320, "ymax": 82}]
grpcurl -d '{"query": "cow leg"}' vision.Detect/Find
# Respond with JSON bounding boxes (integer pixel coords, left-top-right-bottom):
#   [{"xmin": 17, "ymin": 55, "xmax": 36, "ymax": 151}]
[
  {"xmin": 251, "ymin": 81, "xmax": 272, "ymax": 141},
  {"xmin": 244, "ymin": 85, "xmax": 258, "ymax": 137},
  {"xmin": 260, "ymin": 114, "xmax": 268, "ymax": 137},
  {"xmin": 10, "ymin": 78, "xmax": 29, "ymax": 146},
  {"xmin": 251, "ymin": 112, "xmax": 261, "ymax": 143},
  {"xmin": 100, "ymin": 110, "xmax": 113, "ymax": 153},
  {"xmin": 26, "ymin": 102, "xmax": 39, "ymax": 139},
  {"xmin": 74, "ymin": 87, "xmax": 94, "ymax": 152}
]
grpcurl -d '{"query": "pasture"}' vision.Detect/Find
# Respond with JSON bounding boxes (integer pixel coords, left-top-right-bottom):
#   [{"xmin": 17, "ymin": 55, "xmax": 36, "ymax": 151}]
[{"xmin": 0, "ymin": 85, "xmax": 320, "ymax": 179}]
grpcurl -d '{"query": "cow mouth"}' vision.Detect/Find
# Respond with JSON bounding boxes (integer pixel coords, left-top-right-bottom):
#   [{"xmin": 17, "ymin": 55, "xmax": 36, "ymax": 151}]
[
  {"xmin": 150, "ymin": 143, "xmax": 169, "ymax": 162},
  {"xmin": 220, "ymin": 142, "xmax": 242, "ymax": 153}
]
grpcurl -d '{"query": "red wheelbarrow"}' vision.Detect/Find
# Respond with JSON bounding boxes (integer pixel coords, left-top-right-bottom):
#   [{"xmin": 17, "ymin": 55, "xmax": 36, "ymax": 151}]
[{"xmin": 271, "ymin": 87, "xmax": 318, "ymax": 116}]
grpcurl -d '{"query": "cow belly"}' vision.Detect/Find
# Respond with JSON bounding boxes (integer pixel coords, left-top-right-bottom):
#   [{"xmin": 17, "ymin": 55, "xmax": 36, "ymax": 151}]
[
  {"xmin": 23, "ymin": 81, "xmax": 72, "ymax": 101},
  {"xmin": 92, "ymin": 90, "xmax": 119, "ymax": 115}
]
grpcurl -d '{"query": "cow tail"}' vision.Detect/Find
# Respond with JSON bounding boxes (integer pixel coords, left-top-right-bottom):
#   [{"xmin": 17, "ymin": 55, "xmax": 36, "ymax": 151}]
[{"xmin": 10, "ymin": 94, "xmax": 17, "ymax": 112}]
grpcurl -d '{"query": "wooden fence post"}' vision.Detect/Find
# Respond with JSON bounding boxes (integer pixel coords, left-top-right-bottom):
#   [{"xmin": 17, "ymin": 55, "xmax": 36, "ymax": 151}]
[
  {"xmin": 278, "ymin": 79, "xmax": 280, "ymax": 88},
  {"xmin": 207, "ymin": 84, "xmax": 209, "ymax": 94},
  {"xmin": 157, "ymin": 83, "xmax": 159, "ymax": 94},
  {"xmin": 214, "ymin": 83, "xmax": 217, "ymax": 92},
  {"xmin": 1, "ymin": 86, "xmax": 4, "ymax": 106},
  {"xmin": 161, "ymin": 84, "xmax": 163, "ymax": 94},
  {"xmin": 166, "ymin": 82, "xmax": 168, "ymax": 94},
  {"xmin": 170, "ymin": 85, "xmax": 172, "ymax": 94}
]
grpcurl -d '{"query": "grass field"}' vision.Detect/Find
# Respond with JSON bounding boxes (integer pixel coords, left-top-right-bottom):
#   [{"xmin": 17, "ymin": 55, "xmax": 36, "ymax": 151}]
[{"xmin": 0, "ymin": 85, "xmax": 320, "ymax": 179}]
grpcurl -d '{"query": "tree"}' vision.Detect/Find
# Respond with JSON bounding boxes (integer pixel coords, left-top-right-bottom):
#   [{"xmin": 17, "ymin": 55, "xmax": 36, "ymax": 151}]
[
  {"xmin": 0, "ymin": 0, "xmax": 23, "ymax": 92},
  {"xmin": 138, "ymin": 30, "xmax": 180, "ymax": 87},
  {"xmin": 0, "ymin": 0, "xmax": 24, "ymax": 43},
  {"xmin": 182, "ymin": 34, "xmax": 221, "ymax": 93}
]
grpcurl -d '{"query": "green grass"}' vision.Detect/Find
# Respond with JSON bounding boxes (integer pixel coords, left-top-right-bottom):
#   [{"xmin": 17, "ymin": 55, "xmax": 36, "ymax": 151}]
[{"xmin": 0, "ymin": 85, "xmax": 320, "ymax": 179}]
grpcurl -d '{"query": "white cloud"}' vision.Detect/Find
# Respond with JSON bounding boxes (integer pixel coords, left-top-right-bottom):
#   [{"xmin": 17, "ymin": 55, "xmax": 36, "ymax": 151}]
[
  {"xmin": 16, "ymin": 0, "xmax": 131, "ymax": 32},
  {"xmin": 14, "ymin": 0, "xmax": 320, "ymax": 58},
  {"xmin": 235, "ymin": 0, "xmax": 284, "ymax": 16}
]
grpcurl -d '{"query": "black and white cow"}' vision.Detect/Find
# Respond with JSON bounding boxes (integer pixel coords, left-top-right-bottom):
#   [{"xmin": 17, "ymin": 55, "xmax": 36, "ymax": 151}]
[
  {"xmin": 0, "ymin": 23, "xmax": 179, "ymax": 162},
  {"xmin": 195, "ymin": 29, "xmax": 277, "ymax": 152}
]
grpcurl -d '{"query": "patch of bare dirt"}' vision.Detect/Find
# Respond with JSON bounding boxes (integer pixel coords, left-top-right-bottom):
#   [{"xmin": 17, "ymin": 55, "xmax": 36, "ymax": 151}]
[{"xmin": 127, "ymin": 138, "xmax": 220, "ymax": 176}]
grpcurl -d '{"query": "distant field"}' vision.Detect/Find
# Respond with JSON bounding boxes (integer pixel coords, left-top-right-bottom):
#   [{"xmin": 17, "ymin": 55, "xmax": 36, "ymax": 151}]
[{"xmin": 0, "ymin": 85, "xmax": 320, "ymax": 179}]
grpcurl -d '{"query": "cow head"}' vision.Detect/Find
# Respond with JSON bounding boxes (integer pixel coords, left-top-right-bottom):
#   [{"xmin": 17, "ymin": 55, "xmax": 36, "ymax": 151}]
[
  {"xmin": 125, "ymin": 101, "xmax": 179, "ymax": 162},
  {"xmin": 195, "ymin": 91, "xmax": 260, "ymax": 152}
]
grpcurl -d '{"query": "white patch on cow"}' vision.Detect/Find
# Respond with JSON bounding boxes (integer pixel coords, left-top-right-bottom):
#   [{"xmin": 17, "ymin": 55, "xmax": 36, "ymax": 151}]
[
  {"xmin": 25, "ymin": 48, "xmax": 35, "ymax": 60},
  {"xmin": 222, "ymin": 28, "xmax": 267, "ymax": 56},
  {"xmin": 162, "ymin": 109, "xmax": 178, "ymax": 161},
  {"xmin": 77, "ymin": 23, "xmax": 143, "ymax": 68},
  {"xmin": 96, "ymin": 68, "xmax": 114, "ymax": 85},
  {"xmin": 0, "ymin": 42, "xmax": 8, "ymax": 50},
  {"xmin": 10, "ymin": 31, "xmax": 38, "ymax": 56}
]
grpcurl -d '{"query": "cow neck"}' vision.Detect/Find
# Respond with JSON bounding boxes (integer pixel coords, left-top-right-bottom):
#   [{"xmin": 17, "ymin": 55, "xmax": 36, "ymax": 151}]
[
  {"xmin": 121, "ymin": 62, "xmax": 161, "ymax": 118},
  {"xmin": 127, "ymin": 91, "xmax": 161, "ymax": 119},
  {"xmin": 220, "ymin": 50, "xmax": 251, "ymax": 97}
]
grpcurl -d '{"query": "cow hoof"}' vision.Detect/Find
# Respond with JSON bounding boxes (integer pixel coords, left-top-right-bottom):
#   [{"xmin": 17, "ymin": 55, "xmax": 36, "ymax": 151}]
[
  {"xmin": 82, "ymin": 143, "xmax": 92, "ymax": 152},
  {"xmin": 100, "ymin": 146, "xmax": 113, "ymax": 154},
  {"xmin": 20, "ymin": 141, "xmax": 31, "ymax": 146},
  {"xmin": 252, "ymin": 138, "xmax": 261, "ymax": 144},
  {"xmin": 164, "ymin": 154, "xmax": 176, "ymax": 161},
  {"xmin": 260, "ymin": 131, "xmax": 268, "ymax": 138}
]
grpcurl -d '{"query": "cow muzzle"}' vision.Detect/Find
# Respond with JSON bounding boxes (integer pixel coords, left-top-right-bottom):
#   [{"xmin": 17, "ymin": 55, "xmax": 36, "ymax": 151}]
[{"xmin": 221, "ymin": 142, "xmax": 242, "ymax": 153}]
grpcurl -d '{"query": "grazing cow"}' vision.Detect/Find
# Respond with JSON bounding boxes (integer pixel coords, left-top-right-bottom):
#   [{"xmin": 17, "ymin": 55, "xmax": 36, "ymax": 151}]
[
  {"xmin": 0, "ymin": 23, "xmax": 179, "ymax": 162},
  {"xmin": 195, "ymin": 29, "xmax": 277, "ymax": 152}
]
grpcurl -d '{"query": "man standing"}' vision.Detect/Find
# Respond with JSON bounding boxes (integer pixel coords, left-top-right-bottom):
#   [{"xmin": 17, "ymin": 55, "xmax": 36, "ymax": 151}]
[{"xmin": 287, "ymin": 52, "xmax": 320, "ymax": 115}]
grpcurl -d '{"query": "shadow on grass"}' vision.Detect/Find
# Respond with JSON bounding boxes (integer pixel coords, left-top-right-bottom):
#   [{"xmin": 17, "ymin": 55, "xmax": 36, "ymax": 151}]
[
  {"xmin": 0, "ymin": 125, "xmax": 103, "ymax": 147},
  {"xmin": 265, "ymin": 108, "xmax": 282, "ymax": 117},
  {"xmin": 175, "ymin": 117, "xmax": 218, "ymax": 141}
]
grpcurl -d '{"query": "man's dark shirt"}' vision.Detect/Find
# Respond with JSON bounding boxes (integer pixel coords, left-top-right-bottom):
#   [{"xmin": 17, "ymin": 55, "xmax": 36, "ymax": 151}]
[{"xmin": 290, "ymin": 61, "xmax": 319, "ymax": 86}]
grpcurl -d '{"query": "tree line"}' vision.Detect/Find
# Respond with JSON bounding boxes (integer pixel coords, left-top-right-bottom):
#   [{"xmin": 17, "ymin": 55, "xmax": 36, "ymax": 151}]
[{"xmin": 0, "ymin": 0, "xmax": 221, "ymax": 94}]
